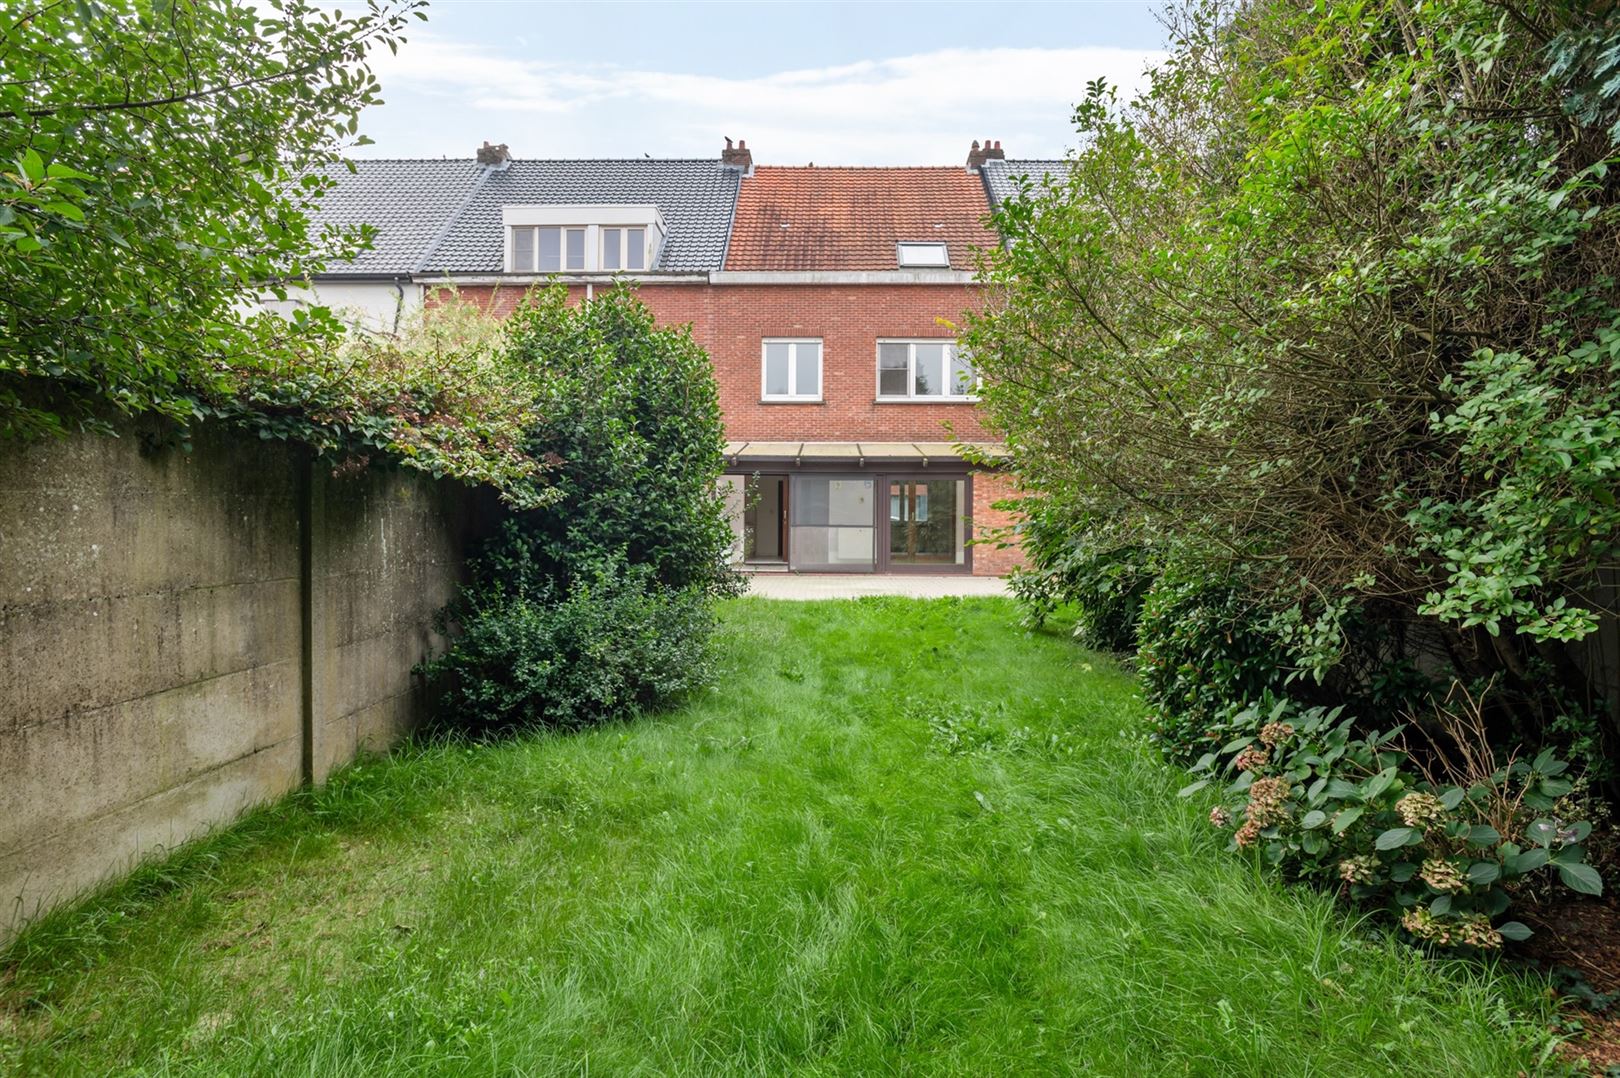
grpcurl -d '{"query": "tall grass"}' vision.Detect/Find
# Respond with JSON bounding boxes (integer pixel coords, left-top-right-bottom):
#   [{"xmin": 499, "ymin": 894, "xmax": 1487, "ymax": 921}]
[{"xmin": 0, "ymin": 598, "xmax": 1569, "ymax": 1075}]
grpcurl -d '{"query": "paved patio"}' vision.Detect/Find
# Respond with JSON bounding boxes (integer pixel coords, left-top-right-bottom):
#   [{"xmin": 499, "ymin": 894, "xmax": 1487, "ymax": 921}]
[{"xmin": 742, "ymin": 573, "xmax": 1010, "ymax": 600}]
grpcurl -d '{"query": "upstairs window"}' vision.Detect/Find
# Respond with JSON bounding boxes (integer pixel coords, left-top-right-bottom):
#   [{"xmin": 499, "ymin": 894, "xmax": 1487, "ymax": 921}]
[
  {"xmin": 762, "ymin": 339, "xmax": 822, "ymax": 401},
  {"xmin": 601, "ymin": 227, "xmax": 647, "ymax": 271},
  {"xmin": 877, "ymin": 339, "xmax": 976, "ymax": 400},
  {"xmin": 511, "ymin": 226, "xmax": 586, "ymax": 272},
  {"xmin": 503, "ymin": 206, "xmax": 663, "ymax": 273},
  {"xmin": 896, "ymin": 242, "xmax": 949, "ymax": 268}
]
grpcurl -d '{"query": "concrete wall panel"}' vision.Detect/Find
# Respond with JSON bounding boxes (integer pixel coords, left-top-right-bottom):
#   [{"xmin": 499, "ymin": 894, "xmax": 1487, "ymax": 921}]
[{"xmin": 0, "ymin": 424, "xmax": 490, "ymax": 942}]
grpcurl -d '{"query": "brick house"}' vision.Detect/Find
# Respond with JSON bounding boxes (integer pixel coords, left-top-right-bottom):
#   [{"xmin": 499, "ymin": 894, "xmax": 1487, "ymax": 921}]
[{"xmin": 283, "ymin": 139, "xmax": 1057, "ymax": 575}]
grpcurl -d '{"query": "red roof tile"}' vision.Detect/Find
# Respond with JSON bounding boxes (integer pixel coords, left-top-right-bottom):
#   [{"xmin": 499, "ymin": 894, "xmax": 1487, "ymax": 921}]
[{"xmin": 724, "ymin": 166, "xmax": 998, "ymax": 272}]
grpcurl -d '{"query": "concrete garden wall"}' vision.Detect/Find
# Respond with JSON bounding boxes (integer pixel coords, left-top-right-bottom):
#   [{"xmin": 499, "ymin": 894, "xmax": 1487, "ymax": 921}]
[{"xmin": 0, "ymin": 424, "xmax": 490, "ymax": 942}]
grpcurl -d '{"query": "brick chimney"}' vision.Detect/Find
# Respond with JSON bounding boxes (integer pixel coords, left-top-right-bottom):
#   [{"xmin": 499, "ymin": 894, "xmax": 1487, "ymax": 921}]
[
  {"xmin": 966, "ymin": 138, "xmax": 1005, "ymax": 169},
  {"xmin": 721, "ymin": 136, "xmax": 753, "ymax": 170},
  {"xmin": 476, "ymin": 141, "xmax": 511, "ymax": 165}
]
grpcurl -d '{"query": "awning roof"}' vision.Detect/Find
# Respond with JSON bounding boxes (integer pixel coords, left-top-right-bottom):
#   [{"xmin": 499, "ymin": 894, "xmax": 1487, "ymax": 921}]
[{"xmin": 723, "ymin": 441, "xmax": 1009, "ymax": 465}]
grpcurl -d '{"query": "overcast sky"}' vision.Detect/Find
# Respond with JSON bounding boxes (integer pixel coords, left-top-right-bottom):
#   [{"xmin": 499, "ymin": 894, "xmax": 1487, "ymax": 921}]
[{"xmin": 353, "ymin": 0, "xmax": 1170, "ymax": 164}]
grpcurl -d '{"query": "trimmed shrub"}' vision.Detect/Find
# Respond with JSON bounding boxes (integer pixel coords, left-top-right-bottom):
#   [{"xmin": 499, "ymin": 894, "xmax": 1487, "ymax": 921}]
[
  {"xmin": 504, "ymin": 286, "xmax": 740, "ymax": 595},
  {"xmin": 422, "ymin": 538, "xmax": 716, "ymax": 733},
  {"xmin": 422, "ymin": 287, "xmax": 738, "ymax": 732}
]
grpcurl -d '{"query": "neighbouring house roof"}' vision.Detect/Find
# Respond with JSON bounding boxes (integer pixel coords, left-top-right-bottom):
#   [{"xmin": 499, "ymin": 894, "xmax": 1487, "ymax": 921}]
[
  {"xmin": 421, "ymin": 159, "xmax": 741, "ymax": 274},
  {"xmin": 307, "ymin": 159, "xmax": 489, "ymax": 277},
  {"xmin": 308, "ymin": 158, "xmax": 742, "ymax": 277},
  {"xmin": 723, "ymin": 167, "xmax": 1000, "ymax": 272},
  {"xmin": 306, "ymin": 155, "xmax": 1042, "ymax": 278},
  {"xmin": 979, "ymin": 158, "xmax": 1069, "ymax": 210}
]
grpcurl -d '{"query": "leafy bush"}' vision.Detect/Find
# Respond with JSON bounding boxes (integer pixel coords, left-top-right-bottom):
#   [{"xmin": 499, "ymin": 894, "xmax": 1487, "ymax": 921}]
[
  {"xmin": 1136, "ymin": 565, "xmax": 1299, "ymax": 758},
  {"xmin": 963, "ymin": 0, "xmax": 1620, "ymax": 760},
  {"xmin": 1183, "ymin": 694, "xmax": 1604, "ymax": 949},
  {"xmin": 504, "ymin": 287, "xmax": 740, "ymax": 594},
  {"xmin": 422, "ymin": 287, "xmax": 738, "ymax": 732},
  {"xmin": 1006, "ymin": 502, "xmax": 1153, "ymax": 651},
  {"xmin": 965, "ymin": 0, "xmax": 1620, "ymax": 939},
  {"xmin": 421, "ymin": 533, "xmax": 716, "ymax": 733}
]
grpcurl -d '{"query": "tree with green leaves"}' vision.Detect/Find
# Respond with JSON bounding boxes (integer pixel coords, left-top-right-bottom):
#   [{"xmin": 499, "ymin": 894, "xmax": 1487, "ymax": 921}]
[
  {"xmin": 968, "ymin": 0, "xmax": 1620, "ymax": 754},
  {"xmin": 421, "ymin": 286, "xmax": 741, "ymax": 732},
  {"xmin": 1, "ymin": 0, "xmax": 424, "ymax": 439}
]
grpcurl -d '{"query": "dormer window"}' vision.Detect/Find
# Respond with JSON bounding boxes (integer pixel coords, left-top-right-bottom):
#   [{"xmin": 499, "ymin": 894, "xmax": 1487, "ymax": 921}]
[
  {"xmin": 601, "ymin": 227, "xmax": 647, "ymax": 271},
  {"xmin": 502, "ymin": 204, "xmax": 663, "ymax": 273},
  {"xmin": 896, "ymin": 242, "xmax": 949, "ymax": 268},
  {"xmin": 511, "ymin": 226, "xmax": 586, "ymax": 272}
]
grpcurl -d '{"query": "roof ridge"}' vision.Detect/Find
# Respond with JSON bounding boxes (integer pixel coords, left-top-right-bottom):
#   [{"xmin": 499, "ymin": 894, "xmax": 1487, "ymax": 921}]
[
  {"xmin": 344, "ymin": 156, "xmax": 730, "ymax": 165},
  {"xmin": 717, "ymin": 166, "xmax": 741, "ymax": 272},
  {"xmin": 751, "ymin": 165, "xmax": 974, "ymax": 171},
  {"xmin": 413, "ymin": 164, "xmax": 497, "ymax": 273}
]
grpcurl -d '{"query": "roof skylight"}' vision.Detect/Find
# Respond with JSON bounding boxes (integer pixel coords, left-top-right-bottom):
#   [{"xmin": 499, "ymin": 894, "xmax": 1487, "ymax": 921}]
[{"xmin": 896, "ymin": 242, "xmax": 949, "ymax": 268}]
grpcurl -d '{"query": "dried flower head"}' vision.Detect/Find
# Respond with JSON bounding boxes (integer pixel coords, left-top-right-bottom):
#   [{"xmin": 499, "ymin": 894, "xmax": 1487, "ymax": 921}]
[
  {"xmin": 1259, "ymin": 722, "xmax": 1296, "ymax": 747},
  {"xmin": 1245, "ymin": 776, "xmax": 1292, "ymax": 827},
  {"xmin": 1210, "ymin": 806, "xmax": 1232, "ymax": 828},
  {"xmin": 1418, "ymin": 858, "xmax": 1467, "ymax": 894},
  {"xmin": 1234, "ymin": 819, "xmax": 1262, "ymax": 848},
  {"xmin": 1401, "ymin": 907, "xmax": 1501, "ymax": 949},
  {"xmin": 1395, "ymin": 792, "xmax": 1447, "ymax": 829},
  {"xmin": 1233, "ymin": 746, "xmax": 1270, "ymax": 773},
  {"xmin": 1338, "ymin": 855, "xmax": 1378, "ymax": 884}
]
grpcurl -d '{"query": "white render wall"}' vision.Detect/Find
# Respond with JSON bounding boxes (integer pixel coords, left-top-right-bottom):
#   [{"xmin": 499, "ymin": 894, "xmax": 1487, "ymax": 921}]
[{"xmin": 255, "ymin": 280, "xmax": 423, "ymax": 335}]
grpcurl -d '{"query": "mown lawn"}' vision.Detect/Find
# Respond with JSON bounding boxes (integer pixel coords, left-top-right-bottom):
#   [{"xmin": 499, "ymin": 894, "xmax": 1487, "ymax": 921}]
[{"xmin": 0, "ymin": 598, "xmax": 1567, "ymax": 1075}]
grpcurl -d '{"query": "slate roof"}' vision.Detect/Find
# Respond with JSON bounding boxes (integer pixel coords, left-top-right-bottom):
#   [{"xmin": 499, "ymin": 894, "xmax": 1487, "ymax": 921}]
[
  {"xmin": 723, "ymin": 167, "xmax": 999, "ymax": 272},
  {"xmin": 421, "ymin": 159, "xmax": 741, "ymax": 274},
  {"xmin": 980, "ymin": 158, "xmax": 1068, "ymax": 209},
  {"xmin": 308, "ymin": 159, "xmax": 488, "ymax": 277}
]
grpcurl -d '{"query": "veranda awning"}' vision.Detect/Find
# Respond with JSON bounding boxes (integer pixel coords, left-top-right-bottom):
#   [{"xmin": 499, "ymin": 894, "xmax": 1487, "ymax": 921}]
[{"xmin": 722, "ymin": 441, "xmax": 1009, "ymax": 466}]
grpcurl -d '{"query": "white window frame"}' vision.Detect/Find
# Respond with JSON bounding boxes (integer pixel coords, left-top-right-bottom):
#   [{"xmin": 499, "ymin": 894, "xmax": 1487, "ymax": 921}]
[
  {"xmin": 896, "ymin": 242, "xmax": 950, "ymax": 268},
  {"xmin": 502, "ymin": 205, "xmax": 665, "ymax": 274},
  {"xmin": 875, "ymin": 339, "xmax": 977, "ymax": 401},
  {"xmin": 600, "ymin": 226, "xmax": 649, "ymax": 272},
  {"xmin": 509, "ymin": 225, "xmax": 586, "ymax": 273},
  {"xmin": 761, "ymin": 338, "xmax": 823, "ymax": 402}
]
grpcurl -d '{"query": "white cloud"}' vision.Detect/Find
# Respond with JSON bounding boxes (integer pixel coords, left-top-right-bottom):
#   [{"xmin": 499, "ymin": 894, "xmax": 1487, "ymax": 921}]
[{"xmin": 361, "ymin": 35, "xmax": 1165, "ymax": 164}]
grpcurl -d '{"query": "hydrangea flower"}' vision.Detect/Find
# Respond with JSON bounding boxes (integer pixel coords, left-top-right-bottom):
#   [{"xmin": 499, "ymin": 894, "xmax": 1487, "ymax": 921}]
[
  {"xmin": 1233, "ymin": 746, "xmax": 1270, "ymax": 773},
  {"xmin": 1245, "ymin": 776, "xmax": 1291, "ymax": 826},
  {"xmin": 1401, "ymin": 907, "xmax": 1501, "ymax": 949},
  {"xmin": 1259, "ymin": 722, "xmax": 1296, "ymax": 747},
  {"xmin": 1338, "ymin": 855, "xmax": 1378, "ymax": 884},
  {"xmin": 1419, "ymin": 858, "xmax": 1467, "ymax": 893},
  {"xmin": 1395, "ymin": 792, "xmax": 1447, "ymax": 829}
]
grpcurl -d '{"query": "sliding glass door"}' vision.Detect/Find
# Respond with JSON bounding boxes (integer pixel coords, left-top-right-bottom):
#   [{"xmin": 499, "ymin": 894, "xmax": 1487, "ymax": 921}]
[
  {"xmin": 886, "ymin": 478, "xmax": 967, "ymax": 570},
  {"xmin": 789, "ymin": 476, "xmax": 876, "ymax": 572}
]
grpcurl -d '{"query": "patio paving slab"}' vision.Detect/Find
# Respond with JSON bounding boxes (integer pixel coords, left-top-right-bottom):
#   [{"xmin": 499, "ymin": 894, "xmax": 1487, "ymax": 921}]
[{"xmin": 741, "ymin": 573, "xmax": 1009, "ymax": 600}]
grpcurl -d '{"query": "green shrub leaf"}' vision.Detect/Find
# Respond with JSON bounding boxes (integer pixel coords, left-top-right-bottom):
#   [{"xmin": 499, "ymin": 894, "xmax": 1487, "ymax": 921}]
[
  {"xmin": 1556, "ymin": 863, "xmax": 1603, "ymax": 896},
  {"xmin": 1376, "ymin": 827, "xmax": 1417, "ymax": 851}
]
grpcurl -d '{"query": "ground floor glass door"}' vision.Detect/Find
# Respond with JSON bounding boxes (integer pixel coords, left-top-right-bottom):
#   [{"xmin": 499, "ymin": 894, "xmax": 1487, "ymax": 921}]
[
  {"xmin": 742, "ymin": 474, "xmax": 788, "ymax": 563},
  {"xmin": 886, "ymin": 478, "xmax": 966, "ymax": 569},
  {"xmin": 789, "ymin": 476, "xmax": 876, "ymax": 572}
]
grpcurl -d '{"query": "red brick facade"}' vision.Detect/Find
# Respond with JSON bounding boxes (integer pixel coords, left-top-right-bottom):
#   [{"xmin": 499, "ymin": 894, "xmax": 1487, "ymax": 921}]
[
  {"xmin": 450, "ymin": 282, "xmax": 995, "ymax": 442},
  {"xmin": 446, "ymin": 280, "xmax": 1024, "ymax": 575}
]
